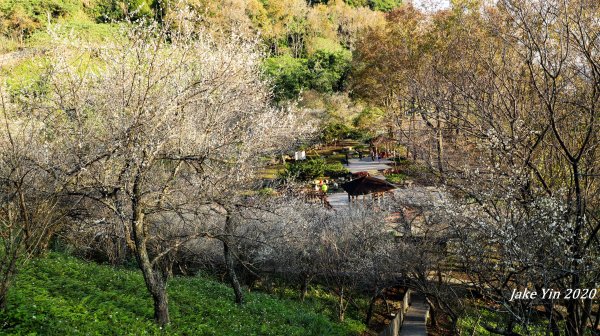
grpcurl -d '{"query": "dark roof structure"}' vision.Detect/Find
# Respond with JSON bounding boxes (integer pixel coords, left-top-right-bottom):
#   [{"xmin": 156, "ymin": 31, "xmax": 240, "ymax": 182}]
[{"xmin": 341, "ymin": 176, "xmax": 396, "ymax": 196}]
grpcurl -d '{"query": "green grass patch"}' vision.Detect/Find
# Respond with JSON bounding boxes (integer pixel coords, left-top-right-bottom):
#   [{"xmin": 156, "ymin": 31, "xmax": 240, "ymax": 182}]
[
  {"xmin": 325, "ymin": 153, "xmax": 347, "ymax": 164},
  {"xmin": 385, "ymin": 173, "xmax": 406, "ymax": 184},
  {"xmin": 3, "ymin": 55, "xmax": 52, "ymax": 97},
  {"xmin": 27, "ymin": 21, "xmax": 120, "ymax": 47},
  {"xmin": 457, "ymin": 306, "xmax": 565, "ymax": 336},
  {"xmin": 259, "ymin": 164, "xmax": 284, "ymax": 179},
  {"xmin": 1, "ymin": 253, "xmax": 365, "ymax": 335}
]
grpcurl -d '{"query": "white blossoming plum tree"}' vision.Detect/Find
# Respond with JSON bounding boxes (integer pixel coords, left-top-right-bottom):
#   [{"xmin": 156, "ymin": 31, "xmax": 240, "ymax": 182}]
[{"xmin": 32, "ymin": 18, "xmax": 301, "ymax": 325}]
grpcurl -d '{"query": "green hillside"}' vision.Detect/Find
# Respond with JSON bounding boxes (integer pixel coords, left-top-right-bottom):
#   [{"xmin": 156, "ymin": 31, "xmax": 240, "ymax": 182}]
[{"xmin": 1, "ymin": 253, "xmax": 364, "ymax": 335}]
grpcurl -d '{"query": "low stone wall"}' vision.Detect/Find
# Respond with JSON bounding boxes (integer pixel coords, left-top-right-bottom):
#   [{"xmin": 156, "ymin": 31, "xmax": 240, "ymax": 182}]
[{"xmin": 379, "ymin": 289, "xmax": 411, "ymax": 336}]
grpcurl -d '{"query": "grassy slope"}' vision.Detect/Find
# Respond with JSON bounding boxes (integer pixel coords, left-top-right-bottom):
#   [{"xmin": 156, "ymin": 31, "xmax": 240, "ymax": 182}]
[{"xmin": 1, "ymin": 253, "xmax": 364, "ymax": 335}]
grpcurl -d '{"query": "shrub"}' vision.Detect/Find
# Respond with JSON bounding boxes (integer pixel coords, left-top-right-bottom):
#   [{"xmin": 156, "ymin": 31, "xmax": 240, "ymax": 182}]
[
  {"xmin": 324, "ymin": 161, "xmax": 349, "ymax": 178},
  {"xmin": 0, "ymin": 0, "xmax": 81, "ymax": 22},
  {"xmin": 343, "ymin": 0, "xmax": 402, "ymax": 11},
  {"xmin": 263, "ymin": 50, "xmax": 351, "ymax": 101},
  {"xmin": 321, "ymin": 123, "xmax": 353, "ymax": 144},
  {"xmin": 280, "ymin": 157, "xmax": 348, "ymax": 181},
  {"xmin": 92, "ymin": 0, "xmax": 158, "ymax": 23},
  {"xmin": 352, "ymin": 106, "xmax": 385, "ymax": 136},
  {"xmin": 321, "ymin": 122, "xmax": 369, "ymax": 144},
  {"xmin": 307, "ymin": 49, "xmax": 351, "ymax": 93},
  {"xmin": 281, "ymin": 157, "xmax": 326, "ymax": 181},
  {"xmin": 263, "ymin": 55, "xmax": 310, "ymax": 101},
  {"xmin": 0, "ymin": 0, "xmax": 82, "ymax": 40},
  {"xmin": 385, "ymin": 173, "xmax": 405, "ymax": 184},
  {"xmin": 368, "ymin": 0, "xmax": 403, "ymax": 12},
  {"xmin": 344, "ymin": 0, "xmax": 370, "ymax": 8},
  {"xmin": 257, "ymin": 187, "xmax": 276, "ymax": 196}
]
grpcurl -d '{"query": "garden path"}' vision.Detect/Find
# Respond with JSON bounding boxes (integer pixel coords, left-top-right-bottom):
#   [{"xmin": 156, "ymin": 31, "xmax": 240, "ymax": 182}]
[{"xmin": 399, "ymin": 294, "xmax": 428, "ymax": 336}]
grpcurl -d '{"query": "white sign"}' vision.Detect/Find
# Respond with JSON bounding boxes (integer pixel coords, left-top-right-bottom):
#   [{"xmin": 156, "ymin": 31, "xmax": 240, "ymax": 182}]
[{"xmin": 294, "ymin": 151, "xmax": 306, "ymax": 161}]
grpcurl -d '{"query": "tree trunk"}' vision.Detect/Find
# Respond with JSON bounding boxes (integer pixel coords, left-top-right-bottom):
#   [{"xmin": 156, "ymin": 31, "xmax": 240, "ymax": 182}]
[
  {"xmin": 131, "ymin": 173, "xmax": 170, "ymax": 326},
  {"xmin": 365, "ymin": 287, "xmax": 380, "ymax": 326},
  {"xmin": 425, "ymin": 296, "xmax": 437, "ymax": 328},
  {"xmin": 410, "ymin": 111, "xmax": 417, "ymax": 161},
  {"xmin": 338, "ymin": 288, "xmax": 345, "ymax": 322},
  {"xmin": 299, "ymin": 273, "xmax": 310, "ymax": 302},
  {"xmin": 382, "ymin": 292, "xmax": 391, "ymax": 314},
  {"xmin": 224, "ymin": 212, "xmax": 244, "ymax": 305},
  {"xmin": 0, "ymin": 230, "xmax": 22, "ymax": 310},
  {"xmin": 0, "ymin": 253, "xmax": 18, "ymax": 311},
  {"xmin": 223, "ymin": 240, "xmax": 244, "ymax": 304},
  {"xmin": 542, "ymin": 300, "xmax": 560, "ymax": 336},
  {"xmin": 152, "ymin": 283, "xmax": 169, "ymax": 326},
  {"xmin": 592, "ymin": 301, "xmax": 600, "ymax": 331},
  {"xmin": 435, "ymin": 106, "xmax": 444, "ymax": 179},
  {"xmin": 567, "ymin": 162, "xmax": 584, "ymax": 336},
  {"xmin": 133, "ymin": 223, "xmax": 170, "ymax": 326}
]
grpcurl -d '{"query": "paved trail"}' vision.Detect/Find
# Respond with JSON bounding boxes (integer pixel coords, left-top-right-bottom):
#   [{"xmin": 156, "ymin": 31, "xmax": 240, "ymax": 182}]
[
  {"xmin": 346, "ymin": 157, "xmax": 393, "ymax": 175},
  {"xmin": 329, "ymin": 157, "xmax": 431, "ymax": 335},
  {"xmin": 399, "ymin": 294, "xmax": 428, "ymax": 336}
]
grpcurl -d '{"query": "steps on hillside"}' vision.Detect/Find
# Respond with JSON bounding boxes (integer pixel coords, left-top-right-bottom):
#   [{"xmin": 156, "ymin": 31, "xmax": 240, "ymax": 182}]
[{"xmin": 399, "ymin": 294, "xmax": 428, "ymax": 336}]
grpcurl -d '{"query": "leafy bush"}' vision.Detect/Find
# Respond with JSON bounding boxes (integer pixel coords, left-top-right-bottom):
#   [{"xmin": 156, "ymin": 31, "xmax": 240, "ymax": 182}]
[
  {"xmin": 263, "ymin": 55, "xmax": 310, "ymax": 101},
  {"xmin": 321, "ymin": 122, "xmax": 368, "ymax": 144},
  {"xmin": 390, "ymin": 156, "xmax": 408, "ymax": 163},
  {"xmin": 92, "ymin": 0, "xmax": 158, "ymax": 23},
  {"xmin": 1, "ymin": 253, "xmax": 365, "ymax": 335},
  {"xmin": 281, "ymin": 158, "xmax": 326, "ymax": 180},
  {"xmin": 307, "ymin": 49, "xmax": 351, "ymax": 93},
  {"xmin": 385, "ymin": 173, "xmax": 405, "ymax": 184},
  {"xmin": 281, "ymin": 157, "xmax": 348, "ymax": 181},
  {"xmin": 306, "ymin": 37, "xmax": 345, "ymax": 54},
  {"xmin": 257, "ymin": 187, "xmax": 276, "ymax": 196},
  {"xmin": 343, "ymin": 0, "xmax": 402, "ymax": 11},
  {"xmin": 343, "ymin": 0, "xmax": 370, "ymax": 8},
  {"xmin": 263, "ymin": 50, "xmax": 351, "ymax": 101},
  {"xmin": 324, "ymin": 161, "xmax": 349, "ymax": 178},
  {"xmin": 0, "ymin": 0, "xmax": 81, "ymax": 22},
  {"xmin": 352, "ymin": 106, "xmax": 385, "ymax": 136},
  {"xmin": 322, "ymin": 123, "xmax": 353, "ymax": 144},
  {"xmin": 0, "ymin": 0, "xmax": 82, "ymax": 39},
  {"xmin": 368, "ymin": 0, "xmax": 403, "ymax": 11}
]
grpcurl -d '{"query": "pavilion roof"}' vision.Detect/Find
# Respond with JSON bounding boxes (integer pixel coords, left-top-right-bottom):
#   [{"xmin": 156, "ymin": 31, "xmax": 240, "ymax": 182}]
[{"xmin": 341, "ymin": 176, "xmax": 396, "ymax": 196}]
